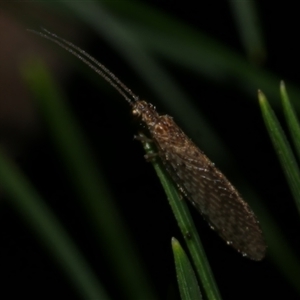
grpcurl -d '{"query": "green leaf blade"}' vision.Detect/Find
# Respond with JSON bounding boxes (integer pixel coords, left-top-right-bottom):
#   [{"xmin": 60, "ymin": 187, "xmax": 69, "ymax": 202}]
[
  {"xmin": 280, "ymin": 81, "xmax": 300, "ymax": 161},
  {"xmin": 259, "ymin": 90, "xmax": 300, "ymax": 214},
  {"xmin": 142, "ymin": 140, "xmax": 222, "ymax": 300},
  {"xmin": 172, "ymin": 238, "xmax": 203, "ymax": 300}
]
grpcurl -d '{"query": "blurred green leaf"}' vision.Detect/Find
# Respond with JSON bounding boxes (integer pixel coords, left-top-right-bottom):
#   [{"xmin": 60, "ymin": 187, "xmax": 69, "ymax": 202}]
[
  {"xmin": 229, "ymin": 0, "xmax": 265, "ymax": 63},
  {"xmin": 22, "ymin": 60, "xmax": 156, "ymax": 300},
  {"xmin": 0, "ymin": 149, "xmax": 108, "ymax": 300}
]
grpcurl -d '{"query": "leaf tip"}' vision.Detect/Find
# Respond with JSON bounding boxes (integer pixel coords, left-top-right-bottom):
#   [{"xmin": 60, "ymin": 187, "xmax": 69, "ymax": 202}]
[
  {"xmin": 280, "ymin": 80, "xmax": 287, "ymax": 97},
  {"xmin": 171, "ymin": 237, "xmax": 179, "ymax": 247},
  {"xmin": 258, "ymin": 89, "xmax": 267, "ymax": 104}
]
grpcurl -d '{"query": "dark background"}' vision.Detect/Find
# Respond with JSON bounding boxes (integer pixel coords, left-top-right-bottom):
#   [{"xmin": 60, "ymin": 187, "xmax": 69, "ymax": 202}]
[{"xmin": 0, "ymin": 1, "xmax": 299, "ymax": 299}]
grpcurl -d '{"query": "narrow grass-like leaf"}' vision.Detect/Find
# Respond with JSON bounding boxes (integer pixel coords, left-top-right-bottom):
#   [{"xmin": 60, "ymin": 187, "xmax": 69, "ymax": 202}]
[
  {"xmin": 103, "ymin": 0, "xmax": 300, "ymax": 111},
  {"xmin": 0, "ymin": 149, "xmax": 108, "ymax": 299},
  {"xmin": 280, "ymin": 81, "xmax": 300, "ymax": 161},
  {"xmin": 22, "ymin": 60, "xmax": 156, "ymax": 300},
  {"xmin": 172, "ymin": 238, "xmax": 202, "ymax": 300},
  {"xmin": 142, "ymin": 140, "xmax": 221, "ymax": 300},
  {"xmin": 228, "ymin": 0, "xmax": 265, "ymax": 63},
  {"xmin": 258, "ymin": 90, "xmax": 300, "ymax": 214}
]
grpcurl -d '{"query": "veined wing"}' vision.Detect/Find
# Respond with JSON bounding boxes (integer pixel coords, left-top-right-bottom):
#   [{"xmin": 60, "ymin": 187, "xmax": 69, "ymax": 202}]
[{"xmin": 152, "ymin": 116, "xmax": 266, "ymax": 260}]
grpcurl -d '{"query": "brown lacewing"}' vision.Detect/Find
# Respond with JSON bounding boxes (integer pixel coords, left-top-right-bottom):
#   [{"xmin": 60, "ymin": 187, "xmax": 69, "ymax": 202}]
[{"xmin": 29, "ymin": 28, "xmax": 266, "ymax": 260}]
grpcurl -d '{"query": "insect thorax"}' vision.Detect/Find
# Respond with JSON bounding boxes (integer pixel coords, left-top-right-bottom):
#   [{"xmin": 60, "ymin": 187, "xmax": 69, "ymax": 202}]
[{"xmin": 132, "ymin": 100, "xmax": 160, "ymax": 128}]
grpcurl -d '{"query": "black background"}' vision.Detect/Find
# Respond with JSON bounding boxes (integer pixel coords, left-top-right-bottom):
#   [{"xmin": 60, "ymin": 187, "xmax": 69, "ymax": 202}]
[{"xmin": 0, "ymin": 1, "xmax": 299, "ymax": 299}]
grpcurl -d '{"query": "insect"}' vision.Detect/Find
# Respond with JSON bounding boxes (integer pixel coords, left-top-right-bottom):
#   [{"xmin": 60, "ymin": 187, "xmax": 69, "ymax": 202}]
[{"xmin": 29, "ymin": 28, "xmax": 266, "ymax": 261}]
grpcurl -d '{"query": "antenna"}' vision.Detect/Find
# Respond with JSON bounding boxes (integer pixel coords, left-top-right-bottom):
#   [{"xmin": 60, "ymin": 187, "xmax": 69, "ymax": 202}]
[{"xmin": 28, "ymin": 28, "xmax": 139, "ymax": 106}]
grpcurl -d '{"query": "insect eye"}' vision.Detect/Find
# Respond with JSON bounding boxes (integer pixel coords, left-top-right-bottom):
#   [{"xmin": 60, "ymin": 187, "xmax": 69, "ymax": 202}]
[{"xmin": 132, "ymin": 109, "xmax": 139, "ymax": 116}]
